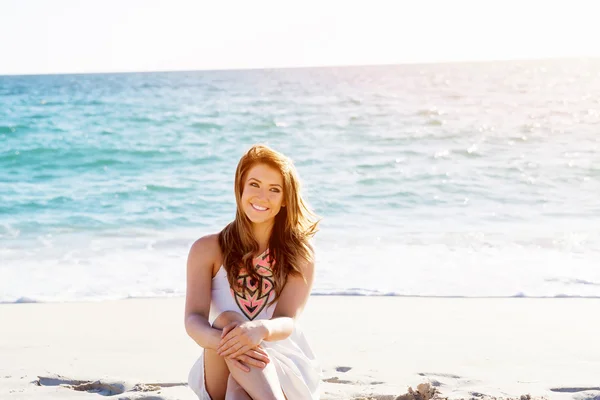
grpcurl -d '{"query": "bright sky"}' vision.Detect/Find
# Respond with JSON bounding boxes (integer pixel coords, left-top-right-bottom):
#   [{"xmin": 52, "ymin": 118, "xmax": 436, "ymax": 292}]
[{"xmin": 1, "ymin": 0, "xmax": 598, "ymax": 75}]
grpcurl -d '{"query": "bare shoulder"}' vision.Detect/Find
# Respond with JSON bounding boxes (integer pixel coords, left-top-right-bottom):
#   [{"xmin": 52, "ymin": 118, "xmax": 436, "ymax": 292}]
[
  {"xmin": 185, "ymin": 233, "xmax": 222, "ymax": 320},
  {"xmin": 189, "ymin": 233, "xmax": 220, "ymax": 256},
  {"xmin": 187, "ymin": 233, "xmax": 223, "ymax": 275}
]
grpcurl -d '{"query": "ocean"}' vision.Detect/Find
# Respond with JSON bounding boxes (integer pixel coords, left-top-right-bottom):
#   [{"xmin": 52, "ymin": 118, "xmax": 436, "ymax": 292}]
[{"xmin": 1, "ymin": 58, "xmax": 599, "ymax": 303}]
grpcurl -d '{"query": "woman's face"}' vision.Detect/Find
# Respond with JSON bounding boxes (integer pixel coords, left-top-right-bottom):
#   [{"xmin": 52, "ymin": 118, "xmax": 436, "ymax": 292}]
[{"xmin": 240, "ymin": 163, "xmax": 285, "ymax": 225}]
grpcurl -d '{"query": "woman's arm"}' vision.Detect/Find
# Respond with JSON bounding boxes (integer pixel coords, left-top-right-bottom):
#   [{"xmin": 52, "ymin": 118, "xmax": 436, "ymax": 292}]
[
  {"xmin": 217, "ymin": 252, "xmax": 315, "ymax": 357},
  {"xmin": 261, "ymin": 253, "xmax": 315, "ymax": 341},
  {"xmin": 184, "ymin": 234, "xmax": 223, "ymax": 350},
  {"xmin": 185, "ymin": 236, "xmax": 271, "ymax": 371}
]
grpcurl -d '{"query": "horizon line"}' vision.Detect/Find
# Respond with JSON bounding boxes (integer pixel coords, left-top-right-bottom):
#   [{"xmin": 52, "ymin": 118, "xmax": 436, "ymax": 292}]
[{"xmin": 1, "ymin": 55, "xmax": 597, "ymax": 78}]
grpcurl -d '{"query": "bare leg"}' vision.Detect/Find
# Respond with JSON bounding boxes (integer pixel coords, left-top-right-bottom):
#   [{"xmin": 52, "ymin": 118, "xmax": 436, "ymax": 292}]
[
  {"xmin": 213, "ymin": 311, "xmax": 247, "ymax": 327},
  {"xmin": 204, "ymin": 347, "xmax": 229, "ymax": 400},
  {"xmin": 224, "ymin": 357, "xmax": 285, "ymax": 400},
  {"xmin": 225, "ymin": 374, "xmax": 252, "ymax": 400},
  {"xmin": 214, "ymin": 311, "xmax": 285, "ymax": 400},
  {"xmin": 204, "ymin": 311, "xmax": 248, "ymax": 400}
]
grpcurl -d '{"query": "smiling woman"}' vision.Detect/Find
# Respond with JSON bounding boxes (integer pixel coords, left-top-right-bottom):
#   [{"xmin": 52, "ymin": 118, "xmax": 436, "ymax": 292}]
[
  {"xmin": 184, "ymin": 144, "xmax": 321, "ymax": 400},
  {"xmin": 242, "ymin": 165, "xmax": 285, "ymax": 226}
]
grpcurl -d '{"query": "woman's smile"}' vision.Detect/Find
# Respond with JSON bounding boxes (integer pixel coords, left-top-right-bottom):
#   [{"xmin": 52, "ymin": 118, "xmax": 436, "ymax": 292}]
[
  {"xmin": 241, "ymin": 163, "xmax": 285, "ymax": 224},
  {"xmin": 251, "ymin": 203, "xmax": 269, "ymax": 211}
]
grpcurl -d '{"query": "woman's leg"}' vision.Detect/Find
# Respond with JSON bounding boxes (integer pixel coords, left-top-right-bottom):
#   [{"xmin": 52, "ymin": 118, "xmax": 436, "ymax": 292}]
[
  {"xmin": 224, "ymin": 357, "xmax": 286, "ymax": 400},
  {"xmin": 203, "ymin": 347, "xmax": 229, "ymax": 400},
  {"xmin": 224, "ymin": 374, "xmax": 252, "ymax": 400},
  {"xmin": 211, "ymin": 311, "xmax": 285, "ymax": 400},
  {"xmin": 204, "ymin": 311, "xmax": 248, "ymax": 400}
]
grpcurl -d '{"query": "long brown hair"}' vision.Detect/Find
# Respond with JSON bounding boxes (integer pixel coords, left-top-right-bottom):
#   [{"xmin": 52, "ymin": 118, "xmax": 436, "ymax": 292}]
[{"xmin": 218, "ymin": 144, "xmax": 319, "ymax": 304}]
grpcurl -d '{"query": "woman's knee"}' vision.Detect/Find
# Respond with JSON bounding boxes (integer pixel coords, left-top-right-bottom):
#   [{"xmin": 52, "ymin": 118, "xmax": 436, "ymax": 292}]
[
  {"xmin": 212, "ymin": 311, "xmax": 246, "ymax": 329},
  {"xmin": 225, "ymin": 375, "xmax": 252, "ymax": 400},
  {"xmin": 224, "ymin": 358, "xmax": 285, "ymax": 400}
]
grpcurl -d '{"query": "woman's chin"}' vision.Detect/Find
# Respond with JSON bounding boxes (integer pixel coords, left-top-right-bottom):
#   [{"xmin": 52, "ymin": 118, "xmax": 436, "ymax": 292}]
[{"xmin": 245, "ymin": 213, "xmax": 276, "ymax": 225}]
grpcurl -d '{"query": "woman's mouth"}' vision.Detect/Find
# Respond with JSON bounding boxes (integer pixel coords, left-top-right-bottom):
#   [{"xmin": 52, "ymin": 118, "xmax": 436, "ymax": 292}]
[{"xmin": 251, "ymin": 203, "xmax": 269, "ymax": 211}]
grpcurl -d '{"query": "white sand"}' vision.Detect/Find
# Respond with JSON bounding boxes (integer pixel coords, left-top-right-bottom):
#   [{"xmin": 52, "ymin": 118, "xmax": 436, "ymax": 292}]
[{"xmin": 1, "ymin": 296, "xmax": 599, "ymax": 399}]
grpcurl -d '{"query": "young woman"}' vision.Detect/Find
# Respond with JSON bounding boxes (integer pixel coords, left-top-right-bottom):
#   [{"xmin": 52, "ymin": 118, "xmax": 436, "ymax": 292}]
[{"xmin": 185, "ymin": 144, "xmax": 321, "ymax": 400}]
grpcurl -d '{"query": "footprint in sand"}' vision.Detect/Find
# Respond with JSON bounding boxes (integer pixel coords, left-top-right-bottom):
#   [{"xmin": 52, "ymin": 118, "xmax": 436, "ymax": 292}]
[
  {"xmin": 417, "ymin": 372, "xmax": 461, "ymax": 379},
  {"xmin": 417, "ymin": 372, "xmax": 484, "ymax": 391},
  {"xmin": 550, "ymin": 385, "xmax": 600, "ymax": 400},
  {"xmin": 35, "ymin": 375, "xmax": 187, "ymax": 399},
  {"xmin": 550, "ymin": 387, "xmax": 600, "ymax": 393},
  {"xmin": 323, "ymin": 367, "xmax": 384, "ymax": 387},
  {"xmin": 324, "ymin": 366, "xmax": 354, "ymax": 384},
  {"xmin": 324, "ymin": 376, "xmax": 385, "ymax": 386},
  {"xmin": 469, "ymin": 392, "xmax": 486, "ymax": 398},
  {"xmin": 323, "ymin": 376, "xmax": 355, "ymax": 385}
]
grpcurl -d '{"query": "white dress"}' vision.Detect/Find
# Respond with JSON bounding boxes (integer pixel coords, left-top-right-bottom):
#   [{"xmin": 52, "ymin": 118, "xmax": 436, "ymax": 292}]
[{"xmin": 188, "ymin": 250, "xmax": 321, "ymax": 399}]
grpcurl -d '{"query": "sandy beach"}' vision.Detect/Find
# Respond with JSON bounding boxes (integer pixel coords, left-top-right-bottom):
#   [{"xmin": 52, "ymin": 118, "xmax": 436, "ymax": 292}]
[{"xmin": 1, "ymin": 296, "xmax": 599, "ymax": 399}]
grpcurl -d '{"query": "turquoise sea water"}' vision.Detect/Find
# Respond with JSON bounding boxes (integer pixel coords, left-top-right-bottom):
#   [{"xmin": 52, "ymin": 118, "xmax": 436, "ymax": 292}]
[{"xmin": 1, "ymin": 59, "xmax": 600, "ymax": 302}]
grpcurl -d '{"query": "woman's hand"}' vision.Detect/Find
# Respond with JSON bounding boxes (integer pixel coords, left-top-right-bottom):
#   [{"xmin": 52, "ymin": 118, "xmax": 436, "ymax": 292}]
[
  {"xmin": 217, "ymin": 320, "xmax": 268, "ymax": 360},
  {"xmin": 228, "ymin": 346, "xmax": 270, "ymax": 372}
]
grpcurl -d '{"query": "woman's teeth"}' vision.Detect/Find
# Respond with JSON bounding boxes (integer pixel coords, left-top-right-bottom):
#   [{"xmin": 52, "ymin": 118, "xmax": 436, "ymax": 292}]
[{"xmin": 252, "ymin": 203, "xmax": 268, "ymax": 211}]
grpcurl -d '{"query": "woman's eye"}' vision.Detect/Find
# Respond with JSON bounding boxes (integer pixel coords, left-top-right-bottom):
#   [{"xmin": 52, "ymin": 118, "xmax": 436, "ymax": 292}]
[
  {"xmin": 250, "ymin": 182, "xmax": 259, "ymax": 187},
  {"xmin": 271, "ymin": 188, "xmax": 281, "ymax": 193}
]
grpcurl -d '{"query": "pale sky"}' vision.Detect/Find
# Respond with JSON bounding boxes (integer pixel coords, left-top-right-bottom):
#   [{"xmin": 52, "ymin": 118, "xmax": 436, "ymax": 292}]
[{"xmin": 0, "ymin": 0, "xmax": 598, "ymax": 75}]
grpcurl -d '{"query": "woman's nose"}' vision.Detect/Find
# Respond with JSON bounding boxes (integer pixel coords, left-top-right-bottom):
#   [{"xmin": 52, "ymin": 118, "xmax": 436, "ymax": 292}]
[{"xmin": 257, "ymin": 188, "xmax": 268, "ymax": 200}]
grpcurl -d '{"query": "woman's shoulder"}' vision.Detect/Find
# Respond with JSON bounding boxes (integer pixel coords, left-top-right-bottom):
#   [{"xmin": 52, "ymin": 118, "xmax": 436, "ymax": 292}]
[{"xmin": 188, "ymin": 233, "xmax": 223, "ymax": 268}]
